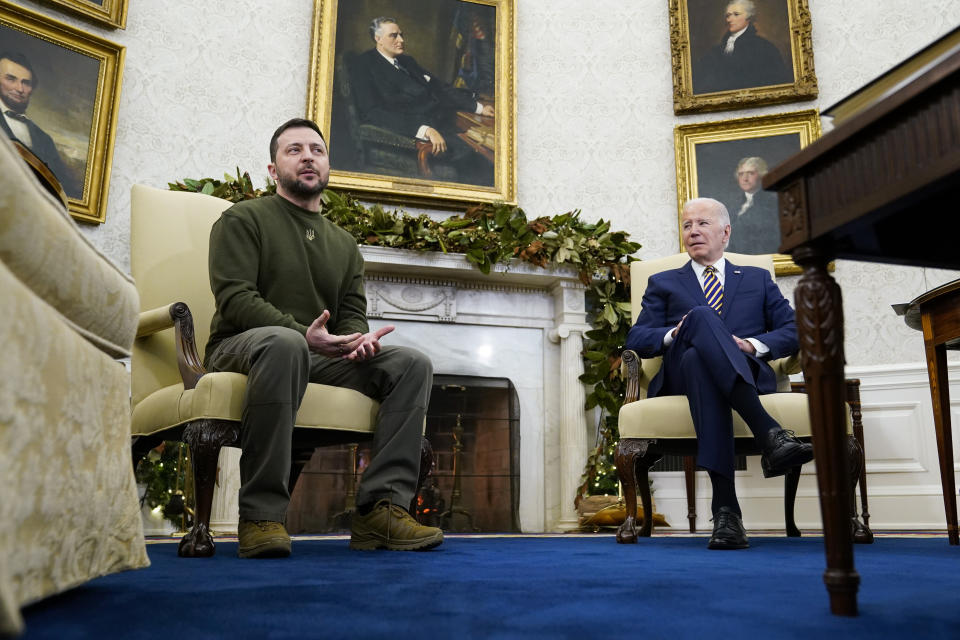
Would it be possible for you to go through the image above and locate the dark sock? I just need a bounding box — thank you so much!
[356,502,375,516]
[709,471,741,517]
[729,380,781,444]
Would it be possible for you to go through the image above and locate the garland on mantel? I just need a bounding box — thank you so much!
[161,170,641,507]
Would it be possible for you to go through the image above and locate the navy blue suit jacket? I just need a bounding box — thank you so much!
[624,259,798,398]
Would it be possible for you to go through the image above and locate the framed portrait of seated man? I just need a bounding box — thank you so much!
[308,0,517,206]
[674,109,821,275]
[0,3,124,224]
[670,0,818,115]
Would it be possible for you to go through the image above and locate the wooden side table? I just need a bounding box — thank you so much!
[895,279,960,546]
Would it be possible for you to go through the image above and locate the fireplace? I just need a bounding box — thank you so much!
[286,375,520,533]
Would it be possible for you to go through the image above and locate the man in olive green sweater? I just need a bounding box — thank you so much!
[205,118,442,557]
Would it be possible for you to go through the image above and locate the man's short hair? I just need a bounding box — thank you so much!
[0,51,37,87]
[735,156,769,177]
[684,197,731,227]
[726,0,756,19]
[369,16,398,41]
[269,118,326,162]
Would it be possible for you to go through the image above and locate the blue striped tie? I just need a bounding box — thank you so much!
[703,265,723,313]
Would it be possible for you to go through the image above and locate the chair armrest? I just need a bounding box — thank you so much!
[137,301,207,391]
[137,305,175,338]
[621,350,642,405]
[357,124,418,150]
[771,352,802,377]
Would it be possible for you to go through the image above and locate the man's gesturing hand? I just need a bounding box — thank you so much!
[345,325,395,362]
[305,310,364,358]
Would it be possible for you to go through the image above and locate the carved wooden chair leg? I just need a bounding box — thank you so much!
[847,434,874,544]
[635,449,661,537]
[615,440,640,544]
[846,379,872,534]
[412,437,434,515]
[683,455,697,532]
[784,466,802,537]
[178,419,240,558]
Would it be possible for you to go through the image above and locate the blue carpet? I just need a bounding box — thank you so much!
[20,535,960,639]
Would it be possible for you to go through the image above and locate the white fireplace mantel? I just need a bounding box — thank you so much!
[360,246,592,531]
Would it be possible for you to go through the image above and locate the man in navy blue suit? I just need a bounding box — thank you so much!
[625,197,812,549]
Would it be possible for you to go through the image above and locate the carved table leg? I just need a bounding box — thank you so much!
[178,419,240,558]
[794,246,859,616]
[923,331,959,545]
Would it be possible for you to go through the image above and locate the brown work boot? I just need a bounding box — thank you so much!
[350,500,444,551]
[237,519,291,558]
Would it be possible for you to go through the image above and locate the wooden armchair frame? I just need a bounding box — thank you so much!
[132,302,434,558]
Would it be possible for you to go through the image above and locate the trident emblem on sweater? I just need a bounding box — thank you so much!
[305,229,315,241]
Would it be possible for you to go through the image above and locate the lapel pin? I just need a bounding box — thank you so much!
[733,270,741,274]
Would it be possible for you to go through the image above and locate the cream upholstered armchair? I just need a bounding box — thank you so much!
[0,135,147,636]
[614,253,872,544]
[130,185,432,558]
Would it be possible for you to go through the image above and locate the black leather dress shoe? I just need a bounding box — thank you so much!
[760,428,814,478]
[708,507,749,549]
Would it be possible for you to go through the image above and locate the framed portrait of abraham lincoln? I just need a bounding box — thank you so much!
[670,0,818,115]
[674,109,821,275]
[0,2,124,224]
[308,0,516,206]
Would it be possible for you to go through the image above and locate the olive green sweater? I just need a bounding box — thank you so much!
[205,194,368,362]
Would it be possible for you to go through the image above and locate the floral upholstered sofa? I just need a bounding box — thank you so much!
[0,134,148,635]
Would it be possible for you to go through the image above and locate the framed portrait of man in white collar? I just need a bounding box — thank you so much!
[673,110,822,275]
[307,0,517,207]
[0,3,124,224]
[670,0,818,115]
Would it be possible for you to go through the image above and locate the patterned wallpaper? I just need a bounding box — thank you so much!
[13,0,958,367]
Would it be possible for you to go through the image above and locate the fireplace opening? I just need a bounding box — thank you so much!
[286,374,521,533]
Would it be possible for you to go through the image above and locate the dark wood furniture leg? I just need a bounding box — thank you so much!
[793,245,859,616]
[923,327,959,545]
[845,381,873,543]
[615,439,661,543]
[784,466,802,537]
[178,419,240,558]
[683,456,697,532]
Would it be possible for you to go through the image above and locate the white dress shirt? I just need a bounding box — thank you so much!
[1,98,32,148]
[724,25,749,54]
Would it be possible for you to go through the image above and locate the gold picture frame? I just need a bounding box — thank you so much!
[307,0,517,207]
[670,0,818,115]
[674,109,821,275]
[39,0,128,30]
[1,2,124,224]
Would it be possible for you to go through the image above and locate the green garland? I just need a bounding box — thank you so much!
[165,170,640,504]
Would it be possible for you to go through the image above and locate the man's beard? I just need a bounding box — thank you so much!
[276,168,328,196]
